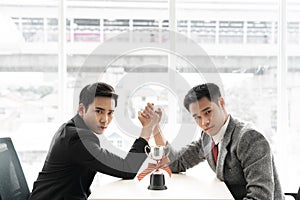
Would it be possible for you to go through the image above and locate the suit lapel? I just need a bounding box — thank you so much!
[216,117,236,181]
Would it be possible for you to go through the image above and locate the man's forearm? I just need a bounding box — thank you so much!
[140,126,154,142]
[153,126,167,146]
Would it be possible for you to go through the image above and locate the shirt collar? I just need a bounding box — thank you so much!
[73,114,100,141]
[212,115,230,145]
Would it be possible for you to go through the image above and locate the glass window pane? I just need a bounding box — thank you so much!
[285,0,300,192]
[176,0,289,189]
[66,0,168,188]
[0,0,59,190]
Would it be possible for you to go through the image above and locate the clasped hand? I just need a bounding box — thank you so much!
[138,103,162,140]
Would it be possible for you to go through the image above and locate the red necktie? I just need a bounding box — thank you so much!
[212,140,218,164]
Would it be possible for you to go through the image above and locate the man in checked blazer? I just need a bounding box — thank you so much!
[142,83,284,200]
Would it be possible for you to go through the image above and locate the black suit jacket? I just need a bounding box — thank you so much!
[29,114,148,200]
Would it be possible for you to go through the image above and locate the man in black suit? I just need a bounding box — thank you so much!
[29,82,157,200]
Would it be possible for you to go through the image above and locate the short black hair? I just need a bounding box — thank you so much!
[79,82,118,110]
[183,83,221,111]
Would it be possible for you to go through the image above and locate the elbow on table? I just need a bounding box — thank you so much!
[121,172,136,180]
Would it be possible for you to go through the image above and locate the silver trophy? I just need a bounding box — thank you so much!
[144,145,170,190]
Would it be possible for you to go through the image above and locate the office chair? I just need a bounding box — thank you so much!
[0,137,30,200]
[285,187,300,200]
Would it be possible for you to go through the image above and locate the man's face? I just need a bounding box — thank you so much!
[189,97,227,136]
[80,96,115,135]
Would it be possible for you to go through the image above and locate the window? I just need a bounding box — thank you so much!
[247,21,272,44]
[104,19,129,42]
[190,20,216,43]
[285,0,300,191]
[219,21,244,43]
[0,0,59,188]
[73,18,100,42]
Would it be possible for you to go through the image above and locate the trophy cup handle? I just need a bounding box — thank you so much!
[164,145,170,157]
[144,145,150,157]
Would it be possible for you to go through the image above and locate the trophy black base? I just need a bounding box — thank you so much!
[148,173,167,190]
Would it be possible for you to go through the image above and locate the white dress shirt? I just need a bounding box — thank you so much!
[212,115,230,155]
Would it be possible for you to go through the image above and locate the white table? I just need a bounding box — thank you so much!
[89,162,234,200]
